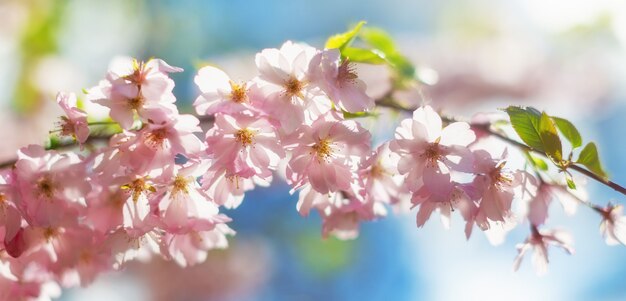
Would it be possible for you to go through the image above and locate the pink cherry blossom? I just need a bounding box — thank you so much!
[112,113,205,178]
[13,145,89,228]
[309,49,374,112]
[160,222,235,267]
[296,184,386,240]
[513,227,574,275]
[359,143,408,208]
[253,41,331,133]
[193,66,258,116]
[119,176,157,233]
[287,111,371,194]
[86,58,182,129]
[598,203,626,246]
[201,169,267,209]
[412,180,477,237]
[55,92,89,146]
[157,164,231,234]
[390,105,475,192]
[526,182,579,226]
[205,113,283,179]
[471,149,525,226]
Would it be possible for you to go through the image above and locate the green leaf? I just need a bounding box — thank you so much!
[325,21,366,50]
[359,27,415,80]
[341,47,386,64]
[539,112,563,162]
[566,174,577,189]
[504,106,544,152]
[552,117,582,149]
[504,107,563,163]
[526,153,549,171]
[343,110,378,119]
[576,142,608,178]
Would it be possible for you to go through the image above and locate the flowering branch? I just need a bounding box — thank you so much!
[1,22,626,300]
[375,98,626,196]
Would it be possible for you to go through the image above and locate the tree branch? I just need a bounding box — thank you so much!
[375,100,626,197]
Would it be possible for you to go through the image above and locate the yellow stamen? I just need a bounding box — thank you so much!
[284,76,306,99]
[121,178,156,203]
[312,138,334,161]
[229,81,248,103]
[235,128,255,147]
[145,128,168,148]
[172,175,190,195]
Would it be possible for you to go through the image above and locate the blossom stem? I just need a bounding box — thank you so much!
[48,121,120,133]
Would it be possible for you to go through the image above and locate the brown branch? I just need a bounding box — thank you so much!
[375,100,626,197]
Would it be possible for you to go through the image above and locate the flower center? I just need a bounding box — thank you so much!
[172,175,190,195]
[226,174,241,190]
[145,128,168,149]
[312,138,334,161]
[229,81,248,103]
[337,60,358,87]
[121,178,156,203]
[43,227,58,242]
[284,76,305,99]
[58,116,76,138]
[490,162,513,189]
[370,162,387,178]
[421,143,442,167]
[125,59,151,86]
[129,95,145,110]
[79,250,93,264]
[235,128,255,147]
[36,175,57,200]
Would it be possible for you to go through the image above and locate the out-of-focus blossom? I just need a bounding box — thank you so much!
[598,203,626,246]
[55,92,89,146]
[513,227,574,275]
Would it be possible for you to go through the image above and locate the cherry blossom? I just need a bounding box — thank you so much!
[193,66,257,116]
[390,105,475,193]
[598,203,626,246]
[86,58,182,129]
[471,149,525,227]
[513,227,574,275]
[309,49,374,112]
[253,41,331,133]
[55,92,89,146]
[205,113,283,179]
[287,111,371,194]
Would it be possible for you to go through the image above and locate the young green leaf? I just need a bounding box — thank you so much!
[343,110,378,119]
[552,116,582,149]
[359,27,415,80]
[576,142,608,178]
[325,21,366,50]
[526,153,549,171]
[566,174,577,189]
[504,106,544,152]
[539,112,563,162]
[341,47,386,64]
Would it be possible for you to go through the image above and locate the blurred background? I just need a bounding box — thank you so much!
[1,0,626,300]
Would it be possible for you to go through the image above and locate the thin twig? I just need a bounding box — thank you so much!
[375,100,626,197]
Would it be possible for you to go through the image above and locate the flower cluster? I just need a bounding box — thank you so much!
[0,39,625,300]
